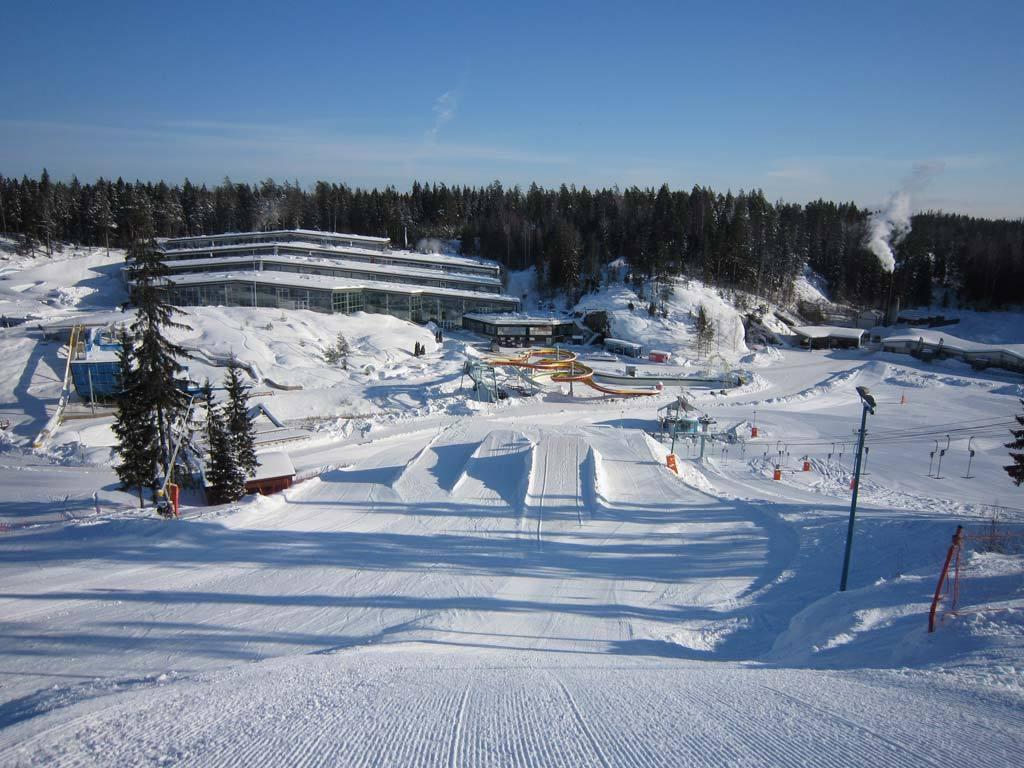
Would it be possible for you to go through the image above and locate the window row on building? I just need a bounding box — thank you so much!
[461,314,579,347]
[157,234,501,280]
[157,255,502,294]
[162,274,519,327]
[160,229,390,253]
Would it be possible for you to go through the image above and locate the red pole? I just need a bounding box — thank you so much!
[928,525,963,632]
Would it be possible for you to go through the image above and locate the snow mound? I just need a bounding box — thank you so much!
[578,278,748,363]
[794,266,831,305]
[450,430,534,510]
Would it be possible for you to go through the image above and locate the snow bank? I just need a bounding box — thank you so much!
[576,277,749,363]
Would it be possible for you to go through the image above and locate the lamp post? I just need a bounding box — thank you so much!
[839,386,876,592]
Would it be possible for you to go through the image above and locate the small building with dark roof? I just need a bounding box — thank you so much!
[462,313,578,347]
[793,325,866,350]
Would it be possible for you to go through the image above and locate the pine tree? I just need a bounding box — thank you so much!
[87,182,116,255]
[223,357,258,479]
[127,233,192,483]
[1006,399,1024,486]
[695,305,715,358]
[323,333,350,366]
[37,169,55,256]
[203,383,247,504]
[111,330,160,505]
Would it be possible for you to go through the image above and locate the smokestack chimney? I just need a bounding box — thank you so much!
[887,295,901,326]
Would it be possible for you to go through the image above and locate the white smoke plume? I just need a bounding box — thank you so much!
[416,237,445,254]
[866,161,944,272]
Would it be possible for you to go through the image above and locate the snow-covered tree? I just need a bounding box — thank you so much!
[223,357,258,479]
[203,383,246,504]
[1006,399,1024,486]
[127,233,192,482]
[112,330,160,506]
[695,304,715,358]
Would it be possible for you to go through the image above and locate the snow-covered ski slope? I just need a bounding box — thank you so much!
[1,244,1023,765]
[2,410,1022,765]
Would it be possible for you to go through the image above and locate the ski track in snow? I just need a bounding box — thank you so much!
[3,651,1023,767]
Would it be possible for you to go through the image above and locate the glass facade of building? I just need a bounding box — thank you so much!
[165,280,515,322]
[160,242,501,280]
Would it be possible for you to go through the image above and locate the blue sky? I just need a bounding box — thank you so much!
[1,0,1021,218]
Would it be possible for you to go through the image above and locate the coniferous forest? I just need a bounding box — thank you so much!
[1,171,1021,309]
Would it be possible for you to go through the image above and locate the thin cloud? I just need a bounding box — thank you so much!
[0,118,571,186]
[426,90,458,142]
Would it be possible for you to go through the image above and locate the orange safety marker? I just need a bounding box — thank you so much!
[167,483,180,518]
[666,454,679,474]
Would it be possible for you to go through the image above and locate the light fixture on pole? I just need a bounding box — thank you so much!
[839,386,876,592]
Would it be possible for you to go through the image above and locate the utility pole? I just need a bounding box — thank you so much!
[839,386,876,592]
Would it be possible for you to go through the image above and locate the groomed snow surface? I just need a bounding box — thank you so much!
[1,244,1023,766]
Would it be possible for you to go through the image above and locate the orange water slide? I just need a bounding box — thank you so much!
[486,348,661,397]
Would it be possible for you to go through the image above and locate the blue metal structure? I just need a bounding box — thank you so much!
[70,328,122,402]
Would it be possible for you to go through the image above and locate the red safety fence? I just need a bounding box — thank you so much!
[928,524,1024,632]
[928,526,963,633]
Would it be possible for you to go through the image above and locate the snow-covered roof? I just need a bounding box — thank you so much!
[165,270,520,304]
[160,229,391,247]
[159,253,501,287]
[159,239,500,272]
[896,309,946,321]
[249,451,296,482]
[793,325,865,340]
[881,328,1024,359]
[462,312,574,325]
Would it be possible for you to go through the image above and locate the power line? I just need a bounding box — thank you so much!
[748,424,1015,450]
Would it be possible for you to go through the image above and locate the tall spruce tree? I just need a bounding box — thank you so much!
[203,383,246,504]
[1006,399,1024,486]
[111,330,160,505]
[695,305,714,358]
[127,234,192,483]
[223,356,258,479]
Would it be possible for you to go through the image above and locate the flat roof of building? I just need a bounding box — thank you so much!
[158,253,502,287]
[166,270,519,304]
[793,325,866,340]
[158,239,500,273]
[161,229,391,247]
[605,338,642,347]
[250,451,296,482]
[462,312,574,325]
[881,328,1024,359]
